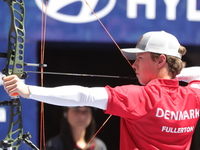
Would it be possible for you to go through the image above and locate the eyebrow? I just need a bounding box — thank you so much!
[136,53,143,57]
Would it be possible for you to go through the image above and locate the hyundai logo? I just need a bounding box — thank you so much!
[34,0,117,23]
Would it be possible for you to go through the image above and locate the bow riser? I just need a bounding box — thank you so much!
[5,0,25,78]
[1,0,25,150]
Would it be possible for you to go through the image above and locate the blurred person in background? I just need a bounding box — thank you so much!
[46,106,107,150]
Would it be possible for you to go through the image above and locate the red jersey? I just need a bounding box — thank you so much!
[105,79,200,150]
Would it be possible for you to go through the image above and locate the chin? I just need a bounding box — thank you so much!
[138,80,147,85]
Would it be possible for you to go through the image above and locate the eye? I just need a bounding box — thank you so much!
[136,56,142,60]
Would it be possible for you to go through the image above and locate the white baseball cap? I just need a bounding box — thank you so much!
[121,31,181,60]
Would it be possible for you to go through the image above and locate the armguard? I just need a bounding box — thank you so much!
[28,85,108,110]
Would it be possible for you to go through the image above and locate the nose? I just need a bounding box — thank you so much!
[131,62,136,72]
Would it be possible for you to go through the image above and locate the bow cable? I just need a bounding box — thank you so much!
[40,0,48,150]
[83,0,133,67]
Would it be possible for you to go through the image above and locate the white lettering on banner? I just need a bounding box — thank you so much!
[156,108,200,120]
[161,126,194,133]
[163,0,179,20]
[127,0,156,19]
[187,0,200,21]
[127,0,200,21]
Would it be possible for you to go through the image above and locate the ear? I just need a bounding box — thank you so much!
[157,54,167,68]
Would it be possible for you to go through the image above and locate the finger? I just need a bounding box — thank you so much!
[3,76,19,87]
[4,83,16,93]
[3,77,18,90]
[7,84,20,97]
[2,75,18,82]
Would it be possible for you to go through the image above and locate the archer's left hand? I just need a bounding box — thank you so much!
[2,75,30,98]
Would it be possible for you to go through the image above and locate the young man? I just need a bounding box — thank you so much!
[3,31,200,150]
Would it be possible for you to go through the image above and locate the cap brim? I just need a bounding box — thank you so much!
[121,48,145,60]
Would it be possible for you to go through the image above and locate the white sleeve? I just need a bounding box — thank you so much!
[28,85,108,110]
[176,67,200,83]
